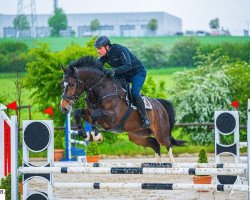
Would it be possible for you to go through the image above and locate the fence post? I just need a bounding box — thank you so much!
[247,99,250,200]
[11,115,18,200]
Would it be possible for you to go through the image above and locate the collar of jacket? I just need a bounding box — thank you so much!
[106,44,114,57]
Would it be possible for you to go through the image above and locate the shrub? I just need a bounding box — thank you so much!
[197,148,208,163]
[124,39,168,68]
[224,61,250,124]
[142,76,166,99]
[168,37,200,67]
[0,41,28,55]
[86,141,100,156]
[0,174,11,200]
[54,130,64,149]
[169,51,232,145]
[124,39,146,61]
[102,131,119,144]
[24,37,97,125]
[198,42,250,63]
[0,41,29,73]
[140,44,168,68]
[0,174,21,200]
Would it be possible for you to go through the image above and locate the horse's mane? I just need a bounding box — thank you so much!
[65,56,103,77]
[74,56,103,70]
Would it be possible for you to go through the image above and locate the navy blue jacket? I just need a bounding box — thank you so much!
[98,44,146,79]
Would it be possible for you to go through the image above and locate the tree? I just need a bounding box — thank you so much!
[23,37,98,125]
[48,8,67,37]
[168,37,200,67]
[209,18,219,30]
[168,49,250,145]
[13,14,29,38]
[147,19,158,32]
[90,19,100,35]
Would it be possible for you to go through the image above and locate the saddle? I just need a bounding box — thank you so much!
[120,78,152,110]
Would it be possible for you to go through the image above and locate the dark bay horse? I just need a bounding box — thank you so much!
[60,56,185,162]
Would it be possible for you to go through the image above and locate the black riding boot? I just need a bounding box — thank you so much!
[134,96,151,128]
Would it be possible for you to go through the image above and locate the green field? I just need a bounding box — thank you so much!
[1,36,250,52]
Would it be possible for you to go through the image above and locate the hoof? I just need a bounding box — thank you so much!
[84,131,90,141]
[91,131,103,143]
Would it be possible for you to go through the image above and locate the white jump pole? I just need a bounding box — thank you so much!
[53,182,249,192]
[18,167,246,176]
[53,162,247,169]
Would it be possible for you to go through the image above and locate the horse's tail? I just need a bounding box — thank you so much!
[156,98,186,146]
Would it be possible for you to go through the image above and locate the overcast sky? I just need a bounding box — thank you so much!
[1,0,250,35]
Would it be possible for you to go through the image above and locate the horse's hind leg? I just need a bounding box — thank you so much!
[128,132,161,163]
[167,146,175,163]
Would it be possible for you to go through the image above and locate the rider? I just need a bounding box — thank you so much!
[94,35,151,129]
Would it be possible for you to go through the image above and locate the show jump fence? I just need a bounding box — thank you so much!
[4,100,250,199]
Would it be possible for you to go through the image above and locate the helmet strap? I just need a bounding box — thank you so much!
[105,45,110,52]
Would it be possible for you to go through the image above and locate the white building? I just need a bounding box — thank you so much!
[0,12,182,38]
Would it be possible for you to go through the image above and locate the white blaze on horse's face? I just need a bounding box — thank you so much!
[60,78,77,114]
[64,82,68,88]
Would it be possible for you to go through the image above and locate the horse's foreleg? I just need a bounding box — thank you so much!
[73,109,90,140]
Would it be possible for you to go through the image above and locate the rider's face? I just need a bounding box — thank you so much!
[96,46,109,57]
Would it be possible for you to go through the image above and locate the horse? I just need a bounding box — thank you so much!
[60,56,186,163]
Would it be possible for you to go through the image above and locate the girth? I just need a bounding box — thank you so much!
[108,102,133,132]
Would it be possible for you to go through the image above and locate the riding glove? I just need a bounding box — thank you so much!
[105,69,116,77]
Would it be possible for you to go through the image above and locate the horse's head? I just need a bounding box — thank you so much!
[60,65,84,114]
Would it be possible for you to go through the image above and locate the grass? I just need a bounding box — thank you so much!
[1,36,250,52]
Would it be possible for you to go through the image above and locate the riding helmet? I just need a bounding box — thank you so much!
[94,36,111,48]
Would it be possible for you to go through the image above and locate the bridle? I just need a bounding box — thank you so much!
[61,68,84,105]
[61,67,120,107]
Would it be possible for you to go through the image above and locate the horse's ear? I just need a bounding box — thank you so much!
[60,64,66,72]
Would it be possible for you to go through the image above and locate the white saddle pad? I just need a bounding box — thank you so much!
[131,96,153,110]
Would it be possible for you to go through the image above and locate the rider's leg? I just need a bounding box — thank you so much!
[131,71,151,129]
[134,95,151,128]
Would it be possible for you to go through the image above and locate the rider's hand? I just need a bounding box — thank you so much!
[105,69,116,77]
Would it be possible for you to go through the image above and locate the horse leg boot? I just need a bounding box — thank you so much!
[90,125,103,143]
[134,96,151,129]
[73,109,90,141]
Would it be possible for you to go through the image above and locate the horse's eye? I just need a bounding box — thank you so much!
[69,82,76,87]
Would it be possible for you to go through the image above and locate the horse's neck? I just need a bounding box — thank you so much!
[80,70,122,104]
[81,70,103,88]
[80,69,109,97]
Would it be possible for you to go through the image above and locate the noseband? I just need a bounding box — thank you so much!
[61,68,83,105]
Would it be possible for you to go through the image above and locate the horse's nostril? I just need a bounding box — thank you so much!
[60,106,68,114]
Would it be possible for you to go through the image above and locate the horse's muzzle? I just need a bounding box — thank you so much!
[60,106,69,114]
[60,99,72,114]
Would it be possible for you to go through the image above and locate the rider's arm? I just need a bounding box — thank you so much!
[114,47,132,75]
[98,56,106,65]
